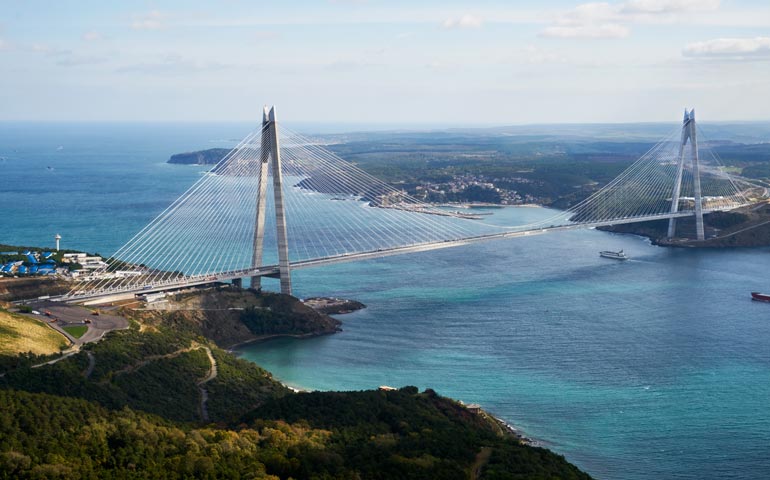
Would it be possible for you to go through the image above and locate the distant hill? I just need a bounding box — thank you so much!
[168,148,231,165]
[599,203,770,247]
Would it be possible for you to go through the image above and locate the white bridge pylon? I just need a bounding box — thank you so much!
[66,107,759,301]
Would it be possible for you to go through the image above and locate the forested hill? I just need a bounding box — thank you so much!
[166,128,770,209]
[168,148,230,165]
[0,288,592,479]
[0,387,591,479]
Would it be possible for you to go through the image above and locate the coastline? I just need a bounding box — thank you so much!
[266,371,542,447]
[228,295,366,350]
[226,328,340,351]
[433,202,545,209]
[489,413,540,447]
[229,294,545,448]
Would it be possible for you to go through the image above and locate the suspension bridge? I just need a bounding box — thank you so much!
[65,107,762,303]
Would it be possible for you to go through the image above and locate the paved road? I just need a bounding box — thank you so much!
[22,300,129,347]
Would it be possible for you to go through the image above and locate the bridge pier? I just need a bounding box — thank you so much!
[667,109,705,241]
[251,107,271,290]
[250,105,293,295]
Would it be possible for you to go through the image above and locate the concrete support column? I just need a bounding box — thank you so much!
[268,106,293,295]
[689,111,705,241]
[251,106,271,288]
[667,109,705,241]
[667,110,689,239]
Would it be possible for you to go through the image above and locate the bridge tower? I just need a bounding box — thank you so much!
[667,109,705,241]
[251,105,292,295]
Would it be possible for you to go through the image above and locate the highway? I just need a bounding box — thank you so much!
[63,210,699,304]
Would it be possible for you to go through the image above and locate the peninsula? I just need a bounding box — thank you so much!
[168,148,230,165]
[0,275,590,479]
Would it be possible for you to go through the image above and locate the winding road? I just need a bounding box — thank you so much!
[197,347,218,422]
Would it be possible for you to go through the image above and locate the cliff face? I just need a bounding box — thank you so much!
[0,278,70,302]
[167,148,231,165]
[136,288,341,348]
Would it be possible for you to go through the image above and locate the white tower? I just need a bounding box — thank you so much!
[251,105,292,295]
[667,109,705,241]
[55,234,61,251]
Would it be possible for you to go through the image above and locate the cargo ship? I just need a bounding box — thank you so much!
[751,292,770,303]
[599,250,628,260]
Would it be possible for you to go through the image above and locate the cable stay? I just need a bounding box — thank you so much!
[65,107,763,301]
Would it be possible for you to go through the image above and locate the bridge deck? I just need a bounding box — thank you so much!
[63,211,700,303]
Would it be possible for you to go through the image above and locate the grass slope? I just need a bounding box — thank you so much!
[0,309,68,356]
[61,325,87,339]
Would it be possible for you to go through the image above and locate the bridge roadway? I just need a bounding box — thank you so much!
[65,211,700,305]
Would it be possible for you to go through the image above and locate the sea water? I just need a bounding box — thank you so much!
[2,123,769,479]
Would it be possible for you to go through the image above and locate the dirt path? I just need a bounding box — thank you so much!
[83,351,95,379]
[14,337,220,423]
[31,348,80,368]
[107,342,220,422]
[470,446,493,480]
[109,345,199,377]
[197,347,218,422]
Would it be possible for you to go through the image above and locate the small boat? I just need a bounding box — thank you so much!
[751,292,770,303]
[599,250,628,260]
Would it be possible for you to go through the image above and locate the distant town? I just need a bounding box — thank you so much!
[0,248,107,280]
[0,234,115,282]
[411,172,542,205]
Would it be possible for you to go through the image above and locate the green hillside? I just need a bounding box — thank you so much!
[0,289,592,479]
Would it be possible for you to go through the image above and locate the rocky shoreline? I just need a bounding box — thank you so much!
[491,414,539,447]
[598,203,770,248]
[303,296,366,315]
[226,328,340,350]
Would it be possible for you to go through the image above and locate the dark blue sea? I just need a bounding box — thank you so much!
[2,123,769,479]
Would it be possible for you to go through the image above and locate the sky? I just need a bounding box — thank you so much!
[1,0,769,125]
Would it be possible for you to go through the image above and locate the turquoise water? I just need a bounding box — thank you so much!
[2,124,770,479]
[242,211,770,479]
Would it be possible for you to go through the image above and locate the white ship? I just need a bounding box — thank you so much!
[599,250,628,260]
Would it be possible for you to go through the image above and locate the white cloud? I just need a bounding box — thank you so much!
[542,23,629,39]
[0,38,7,51]
[683,36,770,58]
[82,31,104,42]
[564,2,618,23]
[131,10,165,30]
[622,0,720,14]
[542,0,722,39]
[442,14,483,29]
[540,2,627,39]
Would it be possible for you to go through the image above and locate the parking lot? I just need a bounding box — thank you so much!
[23,300,129,345]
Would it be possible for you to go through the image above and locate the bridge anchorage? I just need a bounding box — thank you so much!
[65,107,762,303]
